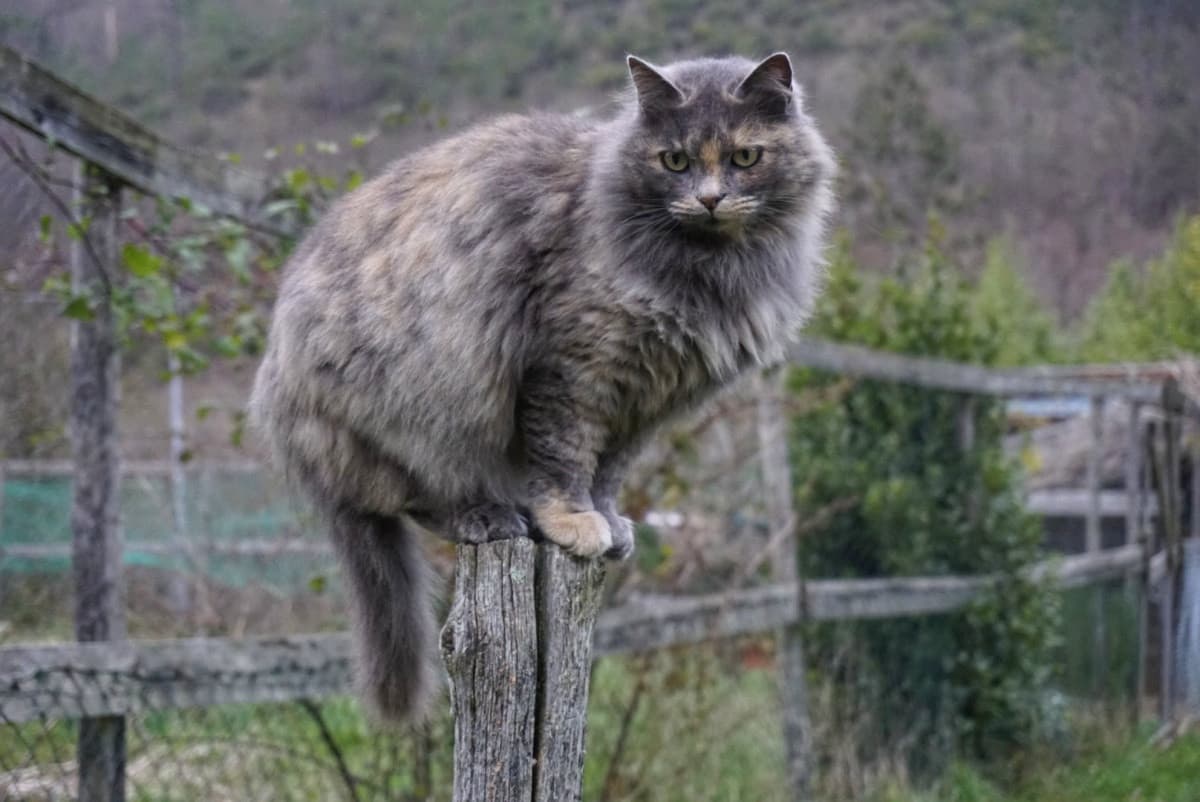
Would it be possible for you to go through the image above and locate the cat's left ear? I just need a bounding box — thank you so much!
[736,52,797,116]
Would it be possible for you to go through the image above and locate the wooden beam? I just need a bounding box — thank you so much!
[0,45,289,236]
[1086,397,1105,553]
[755,372,813,800]
[70,162,125,802]
[594,544,1147,656]
[790,338,1165,402]
[1026,489,1157,518]
[1087,397,1108,695]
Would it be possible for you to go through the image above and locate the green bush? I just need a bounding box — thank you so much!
[1076,215,1200,361]
[789,231,1059,771]
[969,239,1060,366]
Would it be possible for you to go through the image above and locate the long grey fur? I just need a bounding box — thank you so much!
[249,52,836,721]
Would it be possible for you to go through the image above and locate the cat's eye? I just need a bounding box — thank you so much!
[731,147,762,168]
[661,151,690,172]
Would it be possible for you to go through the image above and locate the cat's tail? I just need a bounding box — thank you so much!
[328,506,437,722]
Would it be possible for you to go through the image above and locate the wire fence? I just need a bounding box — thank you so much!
[0,533,1174,802]
[2,699,449,802]
[0,462,322,590]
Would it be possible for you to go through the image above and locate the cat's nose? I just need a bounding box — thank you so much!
[697,193,725,212]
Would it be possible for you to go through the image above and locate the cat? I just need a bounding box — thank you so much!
[249,52,836,721]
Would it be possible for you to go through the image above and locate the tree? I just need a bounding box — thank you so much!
[1077,215,1200,361]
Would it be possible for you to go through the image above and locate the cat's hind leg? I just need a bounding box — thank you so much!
[409,501,532,545]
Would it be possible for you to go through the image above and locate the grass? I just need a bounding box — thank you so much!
[880,731,1200,802]
[2,640,1199,801]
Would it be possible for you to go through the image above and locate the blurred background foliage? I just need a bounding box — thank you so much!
[790,229,1059,776]
[3,0,1199,314]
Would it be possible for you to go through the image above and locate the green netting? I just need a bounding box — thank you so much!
[0,468,325,589]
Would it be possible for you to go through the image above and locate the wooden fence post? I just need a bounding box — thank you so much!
[1087,395,1107,694]
[70,161,126,802]
[440,538,605,802]
[756,372,813,800]
[1153,380,1186,722]
[1190,418,1200,545]
[1129,402,1149,722]
[167,354,191,616]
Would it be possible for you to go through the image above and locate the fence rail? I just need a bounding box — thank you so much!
[0,542,1152,725]
[1026,489,1158,517]
[788,338,1174,403]
[0,45,285,235]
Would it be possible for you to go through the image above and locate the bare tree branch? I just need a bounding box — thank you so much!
[0,134,113,295]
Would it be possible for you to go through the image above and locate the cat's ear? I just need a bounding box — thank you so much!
[736,52,796,117]
[627,55,683,114]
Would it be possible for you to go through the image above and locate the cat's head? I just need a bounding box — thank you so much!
[611,53,832,245]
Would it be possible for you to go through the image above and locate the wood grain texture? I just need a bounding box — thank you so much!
[532,547,605,802]
[70,163,125,802]
[441,539,539,802]
[440,539,606,802]
[0,45,287,235]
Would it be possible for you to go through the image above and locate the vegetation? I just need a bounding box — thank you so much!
[3,649,1192,802]
[1076,216,1200,361]
[4,0,1199,311]
[881,731,1200,802]
[789,229,1060,775]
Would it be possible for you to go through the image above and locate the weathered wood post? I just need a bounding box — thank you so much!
[1087,395,1107,694]
[166,354,191,616]
[756,371,813,800]
[440,538,606,802]
[70,162,126,802]
[1160,380,1185,722]
[0,460,6,613]
[1129,401,1150,722]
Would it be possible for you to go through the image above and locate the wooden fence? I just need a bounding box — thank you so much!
[2,41,1199,802]
[0,542,1152,724]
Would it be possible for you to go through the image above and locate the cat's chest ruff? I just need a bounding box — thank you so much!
[581,300,763,434]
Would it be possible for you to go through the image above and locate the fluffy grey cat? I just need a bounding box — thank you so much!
[250,52,835,720]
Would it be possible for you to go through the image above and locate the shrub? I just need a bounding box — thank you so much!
[789,230,1059,772]
[1076,215,1200,361]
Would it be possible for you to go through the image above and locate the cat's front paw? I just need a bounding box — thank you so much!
[532,499,613,558]
[598,509,635,561]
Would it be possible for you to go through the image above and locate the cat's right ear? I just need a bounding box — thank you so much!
[627,55,683,114]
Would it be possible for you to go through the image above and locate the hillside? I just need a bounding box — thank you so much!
[2,0,1198,315]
